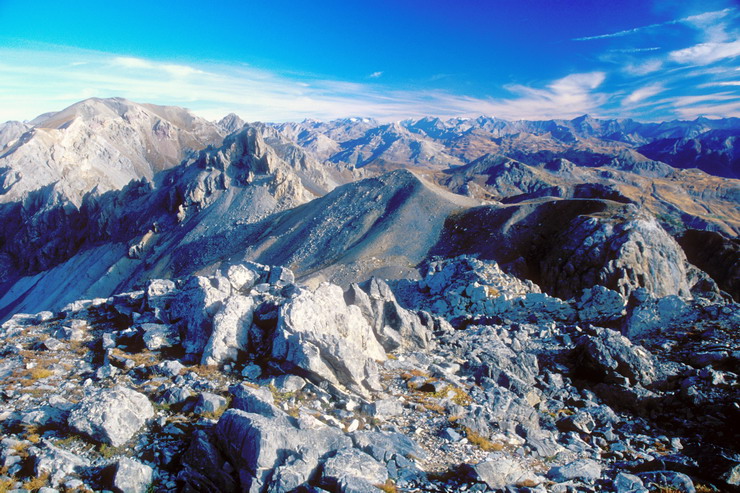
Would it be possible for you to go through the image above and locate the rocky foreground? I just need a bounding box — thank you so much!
[0,258,738,492]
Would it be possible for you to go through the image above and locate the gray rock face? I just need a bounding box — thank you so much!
[622,291,689,340]
[548,459,602,482]
[229,383,280,417]
[33,442,91,487]
[0,97,224,207]
[67,386,153,447]
[179,430,238,493]
[112,458,153,493]
[170,275,231,356]
[638,471,696,493]
[320,448,388,491]
[214,409,351,491]
[577,327,658,386]
[614,472,648,493]
[193,392,228,416]
[541,208,692,300]
[201,294,255,366]
[469,453,530,489]
[351,431,426,463]
[272,283,386,396]
[361,278,434,353]
[225,263,259,292]
[140,323,180,351]
[576,285,627,323]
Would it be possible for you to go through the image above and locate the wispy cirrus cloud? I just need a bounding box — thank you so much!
[112,56,206,77]
[622,59,664,76]
[0,45,610,123]
[669,40,740,65]
[623,83,664,105]
[573,8,735,42]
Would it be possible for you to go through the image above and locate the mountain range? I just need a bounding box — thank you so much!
[0,97,739,492]
[0,97,738,321]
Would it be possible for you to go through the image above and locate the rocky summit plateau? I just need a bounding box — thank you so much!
[0,98,738,493]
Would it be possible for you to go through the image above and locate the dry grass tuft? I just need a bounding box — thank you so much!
[21,471,50,491]
[375,479,398,493]
[0,477,16,493]
[463,426,504,452]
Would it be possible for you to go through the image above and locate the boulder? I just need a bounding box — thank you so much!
[638,471,695,493]
[576,285,627,324]
[67,387,154,447]
[614,472,648,493]
[272,283,386,396]
[33,442,91,487]
[144,279,177,321]
[112,458,153,493]
[169,275,231,356]
[193,393,228,416]
[576,327,658,386]
[361,278,434,352]
[229,383,280,417]
[468,453,530,489]
[622,291,689,340]
[351,431,426,463]
[201,294,255,366]
[225,263,259,292]
[140,323,180,351]
[548,459,602,482]
[320,448,388,492]
[268,265,295,286]
[214,409,350,491]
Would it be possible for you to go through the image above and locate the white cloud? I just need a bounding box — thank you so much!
[623,83,664,105]
[673,100,740,118]
[704,81,740,87]
[573,8,736,42]
[669,40,740,65]
[369,71,383,79]
[0,46,612,123]
[573,21,671,41]
[112,56,205,77]
[623,59,663,76]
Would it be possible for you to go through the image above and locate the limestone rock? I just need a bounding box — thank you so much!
[67,386,154,447]
[214,409,350,491]
[638,471,695,493]
[272,283,386,396]
[141,323,180,351]
[112,458,153,493]
[469,453,530,490]
[193,393,228,416]
[362,278,434,352]
[225,264,259,292]
[548,459,602,482]
[169,275,231,356]
[576,285,627,323]
[541,208,692,300]
[576,327,658,386]
[229,383,280,418]
[33,442,91,487]
[201,294,255,366]
[320,448,388,492]
[351,431,427,463]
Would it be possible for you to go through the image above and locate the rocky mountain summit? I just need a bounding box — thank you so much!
[0,98,225,207]
[0,260,737,492]
[0,98,738,492]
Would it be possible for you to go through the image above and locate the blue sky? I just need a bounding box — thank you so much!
[0,0,738,122]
